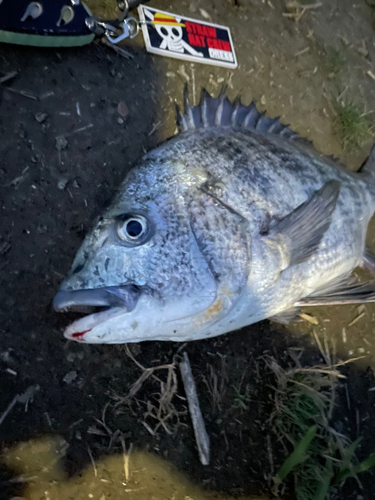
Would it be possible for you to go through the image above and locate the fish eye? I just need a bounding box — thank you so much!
[116,214,150,245]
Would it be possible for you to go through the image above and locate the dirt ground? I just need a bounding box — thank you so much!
[1,1,375,499]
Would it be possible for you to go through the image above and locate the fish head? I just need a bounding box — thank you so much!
[54,152,251,343]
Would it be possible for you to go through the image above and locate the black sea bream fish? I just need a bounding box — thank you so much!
[53,88,375,343]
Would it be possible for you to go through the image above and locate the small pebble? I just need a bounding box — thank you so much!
[57,177,68,190]
[55,136,68,151]
[35,112,48,123]
[63,371,77,384]
[118,117,124,125]
[117,101,129,118]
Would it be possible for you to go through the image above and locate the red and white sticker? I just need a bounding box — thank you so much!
[138,6,237,69]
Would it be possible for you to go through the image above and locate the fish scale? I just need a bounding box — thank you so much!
[53,87,375,344]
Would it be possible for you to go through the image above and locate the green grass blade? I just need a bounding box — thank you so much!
[346,437,362,456]
[337,451,375,482]
[353,452,375,475]
[313,469,333,500]
[275,425,317,483]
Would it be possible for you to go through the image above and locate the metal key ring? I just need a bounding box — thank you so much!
[126,17,140,39]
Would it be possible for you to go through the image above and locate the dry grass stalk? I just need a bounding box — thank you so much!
[120,437,133,483]
[202,355,228,412]
[110,345,183,436]
[283,1,322,21]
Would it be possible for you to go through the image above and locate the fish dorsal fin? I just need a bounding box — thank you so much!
[175,85,303,142]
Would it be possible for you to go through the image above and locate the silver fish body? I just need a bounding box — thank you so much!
[53,89,375,343]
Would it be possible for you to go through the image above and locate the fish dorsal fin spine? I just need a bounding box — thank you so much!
[176,84,304,142]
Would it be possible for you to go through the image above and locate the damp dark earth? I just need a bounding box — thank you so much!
[1,1,375,499]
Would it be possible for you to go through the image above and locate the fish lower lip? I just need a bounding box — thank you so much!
[53,285,140,313]
[63,306,125,341]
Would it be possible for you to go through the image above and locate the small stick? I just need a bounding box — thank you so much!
[67,123,94,137]
[283,1,322,21]
[0,71,18,84]
[54,124,94,146]
[179,352,210,465]
[337,86,349,102]
[44,412,52,427]
[148,121,161,136]
[0,395,18,426]
[0,385,39,426]
[87,445,97,477]
[8,474,38,484]
[300,312,318,325]
[120,437,132,483]
[348,311,365,327]
[344,383,351,410]
[102,39,134,59]
[342,327,347,343]
[5,87,38,100]
[294,47,310,57]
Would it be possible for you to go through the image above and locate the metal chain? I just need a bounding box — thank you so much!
[85,0,152,42]
[85,0,134,40]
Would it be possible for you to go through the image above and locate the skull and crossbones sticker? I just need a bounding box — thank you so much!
[144,10,203,57]
[138,6,237,68]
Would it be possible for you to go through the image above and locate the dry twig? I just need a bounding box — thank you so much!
[283,1,322,21]
[180,352,210,465]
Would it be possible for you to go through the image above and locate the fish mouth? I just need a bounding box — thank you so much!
[53,285,141,339]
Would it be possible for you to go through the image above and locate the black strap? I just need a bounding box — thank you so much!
[0,0,93,37]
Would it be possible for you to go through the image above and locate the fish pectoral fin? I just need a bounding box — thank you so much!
[269,307,302,324]
[296,278,375,306]
[265,180,341,268]
[362,247,375,275]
